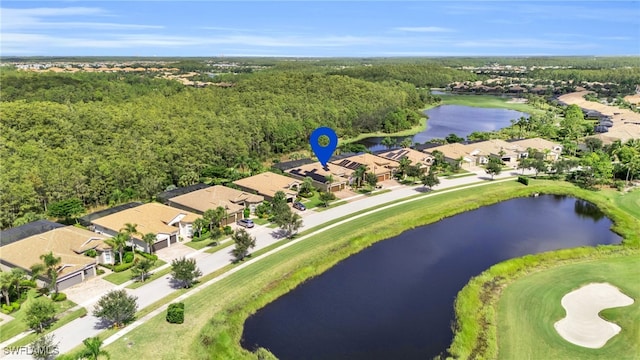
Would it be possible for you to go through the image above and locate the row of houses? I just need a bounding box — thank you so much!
[421,138,563,169]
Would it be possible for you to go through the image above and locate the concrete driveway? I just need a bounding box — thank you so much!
[63,276,117,307]
[155,242,196,262]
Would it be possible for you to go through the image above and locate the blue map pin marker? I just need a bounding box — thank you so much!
[310,127,338,167]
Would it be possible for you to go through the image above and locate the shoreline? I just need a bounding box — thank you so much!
[98,179,638,359]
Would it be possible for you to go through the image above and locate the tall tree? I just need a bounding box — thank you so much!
[25,298,56,333]
[170,257,202,288]
[270,191,290,226]
[141,232,157,254]
[131,258,155,282]
[420,169,440,190]
[105,232,128,264]
[280,212,303,238]
[30,333,59,360]
[92,289,138,328]
[485,157,503,180]
[121,223,139,251]
[0,272,14,306]
[353,165,368,188]
[39,252,61,295]
[231,228,257,261]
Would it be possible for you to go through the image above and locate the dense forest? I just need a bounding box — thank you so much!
[0,68,434,228]
[2,57,639,229]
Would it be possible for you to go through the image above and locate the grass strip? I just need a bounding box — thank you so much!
[9,307,88,348]
[100,180,639,360]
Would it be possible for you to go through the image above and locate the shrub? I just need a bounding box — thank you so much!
[20,279,37,288]
[166,302,184,324]
[113,262,135,272]
[96,268,106,275]
[517,176,529,185]
[84,249,98,257]
[243,208,250,219]
[223,226,233,235]
[51,293,66,302]
[123,252,135,263]
[614,180,625,191]
[139,252,158,261]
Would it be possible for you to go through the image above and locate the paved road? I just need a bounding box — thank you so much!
[0,169,532,358]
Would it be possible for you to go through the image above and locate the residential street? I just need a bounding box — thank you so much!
[1,169,531,359]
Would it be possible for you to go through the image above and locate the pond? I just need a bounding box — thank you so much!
[356,105,529,152]
[241,196,621,359]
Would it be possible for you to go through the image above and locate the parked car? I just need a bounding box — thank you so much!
[237,219,255,228]
[293,201,306,211]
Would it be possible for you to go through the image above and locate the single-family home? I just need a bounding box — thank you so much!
[0,225,113,290]
[466,139,521,166]
[286,162,351,192]
[377,148,434,172]
[233,172,300,202]
[164,185,264,224]
[423,143,474,168]
[90,203,199,252]
[510,138,564,161]
[330,153,399,182]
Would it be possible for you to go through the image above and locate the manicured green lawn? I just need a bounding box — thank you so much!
[185,238,222,250]
[103,257,166,285]
[251,218,270,226]
[0,290,78,343]
[441,94,543,114]
[497,255,640,360]
[204,241,235,254]
[126,268,173,289]
[314,200,347,212]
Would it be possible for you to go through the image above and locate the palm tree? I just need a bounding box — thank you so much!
[142,233,157,254]
[81,337,110,360]
[106,232,128,264]
[39,252,61,296]
[353,165,368,188]
[398,156,412,179]
[0,272,13,306]
[121,223,139,251]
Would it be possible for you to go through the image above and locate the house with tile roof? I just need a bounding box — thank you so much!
[286,162,351,192]
[90,203,198,252]
[233,172,300,202]
[377,148,434,172]
[0,225,113,290]
[422,143,475,168]
[330,153,399,182]
[165,185,264,224]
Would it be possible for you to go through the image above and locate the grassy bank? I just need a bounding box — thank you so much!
[339,110,430,144]
[441,94,542,114]
[448,188,640,359]
[496,255,639,360]
[101,180,639,359]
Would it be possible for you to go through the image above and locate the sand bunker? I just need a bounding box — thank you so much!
[554,283,634,348]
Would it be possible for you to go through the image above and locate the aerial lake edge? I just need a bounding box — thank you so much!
[200,180,639,359]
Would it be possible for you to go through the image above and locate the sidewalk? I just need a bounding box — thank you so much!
[0,169,531,358]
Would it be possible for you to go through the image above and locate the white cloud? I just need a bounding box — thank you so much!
[454,38,597,50]
[393,26,454,33]
[0,7,163,31]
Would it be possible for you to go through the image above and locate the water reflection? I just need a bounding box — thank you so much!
[242,196,621,360]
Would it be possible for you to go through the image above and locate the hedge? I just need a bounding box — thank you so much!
[51,292,67,302]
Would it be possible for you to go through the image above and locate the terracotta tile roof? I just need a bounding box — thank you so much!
[377,148,433,168]
[467,139,519,156]
[169,185,264,214]
[330,153,399,175]
[0,226,109,277]
[511,138,562,152]
[91,203,199,237]
[423,143,473,161]
[233,172,299,199]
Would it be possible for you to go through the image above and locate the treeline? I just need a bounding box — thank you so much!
[0,70,430,229]
[328,64,480,88]
[0,70,186,103]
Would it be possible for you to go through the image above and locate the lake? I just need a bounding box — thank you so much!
[357,105,529,152]
[241,196,621,359]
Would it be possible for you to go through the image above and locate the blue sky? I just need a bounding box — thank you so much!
[1,1,639,57]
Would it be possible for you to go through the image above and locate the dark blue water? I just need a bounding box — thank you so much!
[358,105,529,152]
[241,196,621,359]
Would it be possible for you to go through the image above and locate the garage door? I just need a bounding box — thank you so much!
[57,272,83,290]
[152,239,169,251]
[169,234,177,244]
